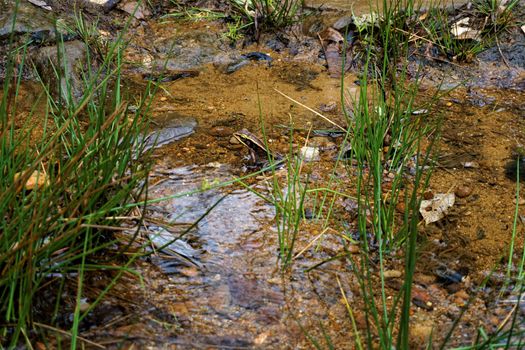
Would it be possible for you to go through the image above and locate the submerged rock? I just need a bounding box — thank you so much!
[153,29,231,71]
[143,115,197,150]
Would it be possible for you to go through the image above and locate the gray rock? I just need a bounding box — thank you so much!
[0,0,56,42]
[332,16,353,31]
[143,115,197,150]
[152,30,231,71]
[32,40,87,102]
[85,0,120,10]
[299,146,320,162]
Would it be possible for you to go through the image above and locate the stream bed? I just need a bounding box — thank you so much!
[2,0,525,348]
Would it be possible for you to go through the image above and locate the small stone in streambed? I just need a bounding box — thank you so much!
[461,161,480,168]
[410,322,434,346]
[505,157,525,182]
[455,185,472,198]
[423,190,434,200]
[395,201,405,214]
[299,146,320,162]
[302,207,314,219]
[209,126,234,137]
[383,270,402,279]
[318,101,337,112]
[454,289,469,300]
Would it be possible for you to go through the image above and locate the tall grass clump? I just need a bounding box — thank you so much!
[270,129,309,268]
[420,0,520,61]
[229,0,304,38]
[0,11,152,348]
[338,0,441,348]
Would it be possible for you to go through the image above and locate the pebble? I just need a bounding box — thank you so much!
[318,101,337,112]
[209,126,234,137]
[461,161,480,168]
[454,289,469,300]
[455,185,472,198]
[179,266,200,277]
[383,270,402,278]
[347,244,360,254]
[14,170,49,191]
[453,296,467,307]
[299,146,320,162]
[254,331,270,345]
[410,323,433,345]
[396,201,406,213]
[423,190,434,200]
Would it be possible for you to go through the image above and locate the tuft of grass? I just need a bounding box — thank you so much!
[0,5,154,347]
[332,0,442,348]
[419,0,520,62]
[229,0,304,39]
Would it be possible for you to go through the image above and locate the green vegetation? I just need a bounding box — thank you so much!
[0,8,154,348]
[230,0,304,38]
[419,0,520,61]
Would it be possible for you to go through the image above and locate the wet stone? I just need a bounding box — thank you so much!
[33,40,87,102]
[0,0,57,42]
[209,126,234,137]
[118,0,151,20]
[383,270,402,279]
[332,16,353,30]
[455,185,472,198]
[86,0,120,10]
[143,115,197,150]
[300,146,320,162]
[153,29,231,71]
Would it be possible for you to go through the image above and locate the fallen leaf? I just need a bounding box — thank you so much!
[319,27,345,43]
[419,192,455,225]
[451,17,481,41]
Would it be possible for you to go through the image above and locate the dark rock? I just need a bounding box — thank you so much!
[505,155,525,182]
[225,59,250,74]
[241,51,272,62]
[209,126,233,138]
[264,38,286,52]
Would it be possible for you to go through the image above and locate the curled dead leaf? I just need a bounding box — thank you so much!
[451,17,481,41]
[419,193,455,225]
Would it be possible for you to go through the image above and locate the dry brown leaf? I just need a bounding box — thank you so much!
[419,193,455,225]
